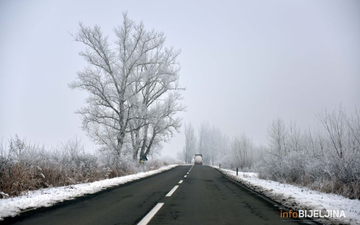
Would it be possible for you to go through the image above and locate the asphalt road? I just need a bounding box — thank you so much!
[1,165,316,225]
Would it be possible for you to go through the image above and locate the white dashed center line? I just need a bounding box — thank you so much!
[166,185,179,197]
[138,167,192,224]
[189,165,194,171]
[137,202,164,225]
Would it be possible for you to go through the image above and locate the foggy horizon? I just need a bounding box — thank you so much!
[1,0,359,157]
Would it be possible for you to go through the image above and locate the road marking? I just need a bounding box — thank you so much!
[166,185,179,197]
[184,175,187,178]
[178,180,183,184]
[137,203,164,225]
[189,165,194,172]
[187,172,189,174]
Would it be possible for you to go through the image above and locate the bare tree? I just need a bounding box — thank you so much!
[197,122,211,164]
[318,106,360,159]
[197,123,224,165]
[348,108,360,154]
[182,123,197,163]
[70,13,183,161]
[231,134,254,169]
[140,92,184,158]
[130,49,183,160]
[318,107,347,158]
[268,118,287,157]
[287,121,302,153]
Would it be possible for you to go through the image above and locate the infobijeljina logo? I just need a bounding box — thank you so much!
[280,209,346,219]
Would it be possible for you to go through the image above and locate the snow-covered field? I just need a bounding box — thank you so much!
[216,167,360,225]
[0,164,178,221]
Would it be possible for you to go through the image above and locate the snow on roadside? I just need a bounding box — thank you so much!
[0,164,178,220]
[216,167,360,225]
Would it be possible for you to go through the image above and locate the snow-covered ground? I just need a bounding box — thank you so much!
[216,167,360,225]
[0,164,178,221]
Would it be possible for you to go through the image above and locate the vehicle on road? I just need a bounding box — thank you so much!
[194,154,203,165]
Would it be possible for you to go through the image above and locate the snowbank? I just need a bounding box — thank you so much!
[0,164,178,220]
[217,167,360,225]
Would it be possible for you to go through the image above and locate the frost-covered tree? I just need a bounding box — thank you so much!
[70,13,183,161]
[287,122,302,153]
[182,123,197,163]
[231,134,254,169]
[268,118,287,157]
[318,107,348,159]
[139,92,184,159]
[256,107,360,198]
[128,63,183,160]
[197,123,211,164]
[197,123,224,165]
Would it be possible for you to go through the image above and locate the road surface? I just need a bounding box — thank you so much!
[1,165,316,225]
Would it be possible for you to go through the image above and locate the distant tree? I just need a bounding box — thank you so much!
[318,106,360,159]
[197,122,211,164]
[8,135,26,161]
[231,134,254,169]
[318,107,347,158]
[182,123,197,163]
[197,123,223,165]
[268,118,287,157]
[287,121,302,153]
[70,13,183,161]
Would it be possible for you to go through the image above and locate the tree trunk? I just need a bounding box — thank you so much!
[145,128,157,157]
[140,124,149,157]
[131,128,141,160]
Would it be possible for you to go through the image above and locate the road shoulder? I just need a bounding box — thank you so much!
[215,167,359,225]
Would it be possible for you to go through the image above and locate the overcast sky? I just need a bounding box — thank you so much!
[1,0,359,157]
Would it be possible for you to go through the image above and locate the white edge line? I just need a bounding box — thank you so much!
[137,203,164,225]
[166,185,179,197]
[178,180,183,184]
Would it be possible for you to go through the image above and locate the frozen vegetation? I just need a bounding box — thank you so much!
[182,106,360,199]
[0,136,180,198]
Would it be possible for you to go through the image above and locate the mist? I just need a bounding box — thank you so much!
[1,0,359,157]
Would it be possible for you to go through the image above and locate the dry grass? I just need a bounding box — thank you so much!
[0,136,178,198]
[258,170,360,200]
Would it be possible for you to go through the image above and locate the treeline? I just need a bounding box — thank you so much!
[181,106,360,199]
[0,137,173,198]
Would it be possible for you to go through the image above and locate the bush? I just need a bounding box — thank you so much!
[256,107,360,199]
[0,136,179,197]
